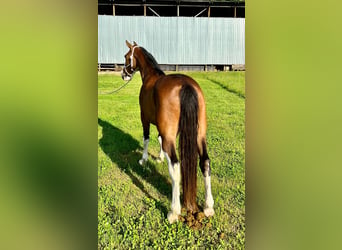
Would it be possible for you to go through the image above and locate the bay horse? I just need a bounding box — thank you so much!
[121,41,214,223]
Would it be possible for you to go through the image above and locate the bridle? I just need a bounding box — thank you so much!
[99,45,139,95]
[123,45,139,78]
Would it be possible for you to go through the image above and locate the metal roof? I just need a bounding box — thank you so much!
[99,0,245,7]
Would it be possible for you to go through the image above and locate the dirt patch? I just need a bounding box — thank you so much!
[178,208,212,230]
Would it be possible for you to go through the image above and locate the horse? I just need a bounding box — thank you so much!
[121,41,214,224]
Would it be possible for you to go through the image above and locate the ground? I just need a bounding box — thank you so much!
[98,71,245,249]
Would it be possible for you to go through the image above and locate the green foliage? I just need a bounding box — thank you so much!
[98,71,245,249]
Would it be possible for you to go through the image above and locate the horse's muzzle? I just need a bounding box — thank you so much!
[121,71,131,81]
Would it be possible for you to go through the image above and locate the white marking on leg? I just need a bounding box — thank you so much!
[164,151,181,223]
[170,162,181,215]
[204,169,215,217]
[157,136,165,163]
[139,138,149,165]
[163,150,171,166]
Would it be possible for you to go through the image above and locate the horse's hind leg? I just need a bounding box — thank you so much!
[161,136,181,223]
[198,138,215,217]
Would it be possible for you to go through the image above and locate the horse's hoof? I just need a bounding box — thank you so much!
[167,211,179,224]
[138,159,145,165]
[204,207,215,217]
[156,157,164,163]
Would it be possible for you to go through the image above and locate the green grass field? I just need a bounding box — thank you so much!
[98,71,245,249]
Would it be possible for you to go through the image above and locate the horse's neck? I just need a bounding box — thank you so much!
[136,53,161,85]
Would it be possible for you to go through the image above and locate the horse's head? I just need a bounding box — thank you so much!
[121,40,139,81]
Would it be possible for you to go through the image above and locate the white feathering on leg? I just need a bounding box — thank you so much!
[164,152,181,223]
[171,162,181,215]
[204,171,215,217]
[157,136,165,163]
[139,138,149,165]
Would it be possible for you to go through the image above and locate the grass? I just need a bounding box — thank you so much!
[98,71,245,249]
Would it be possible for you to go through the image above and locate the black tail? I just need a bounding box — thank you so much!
[179,84,199,211]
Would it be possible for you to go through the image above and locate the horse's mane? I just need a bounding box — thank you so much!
[140,47,165,76]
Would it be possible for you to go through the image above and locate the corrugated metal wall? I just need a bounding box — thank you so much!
[98,15,245,65]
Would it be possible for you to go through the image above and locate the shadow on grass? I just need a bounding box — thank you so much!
[98,118,170,216]
[206,77,245,98]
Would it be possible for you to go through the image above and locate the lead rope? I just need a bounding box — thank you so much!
[98,77,133,95]
[99,46,139,95]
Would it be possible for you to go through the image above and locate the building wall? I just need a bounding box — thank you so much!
[98,15,245,65]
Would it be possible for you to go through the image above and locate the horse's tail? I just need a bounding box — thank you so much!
[179,84,199,211]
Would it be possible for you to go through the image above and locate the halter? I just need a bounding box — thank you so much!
[123,45,139,77]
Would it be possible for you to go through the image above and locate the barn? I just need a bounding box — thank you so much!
[98,0,245,71]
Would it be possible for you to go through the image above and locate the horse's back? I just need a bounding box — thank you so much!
[154,74,202,108]
[155,74,199,88]
[154,74,204,100]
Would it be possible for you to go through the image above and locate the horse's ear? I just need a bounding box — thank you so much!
[133,41,138,46]
[126,40,132,49]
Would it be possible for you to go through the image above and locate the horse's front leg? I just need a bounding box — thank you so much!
[139,120,150,165]
[156,135,165,163]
